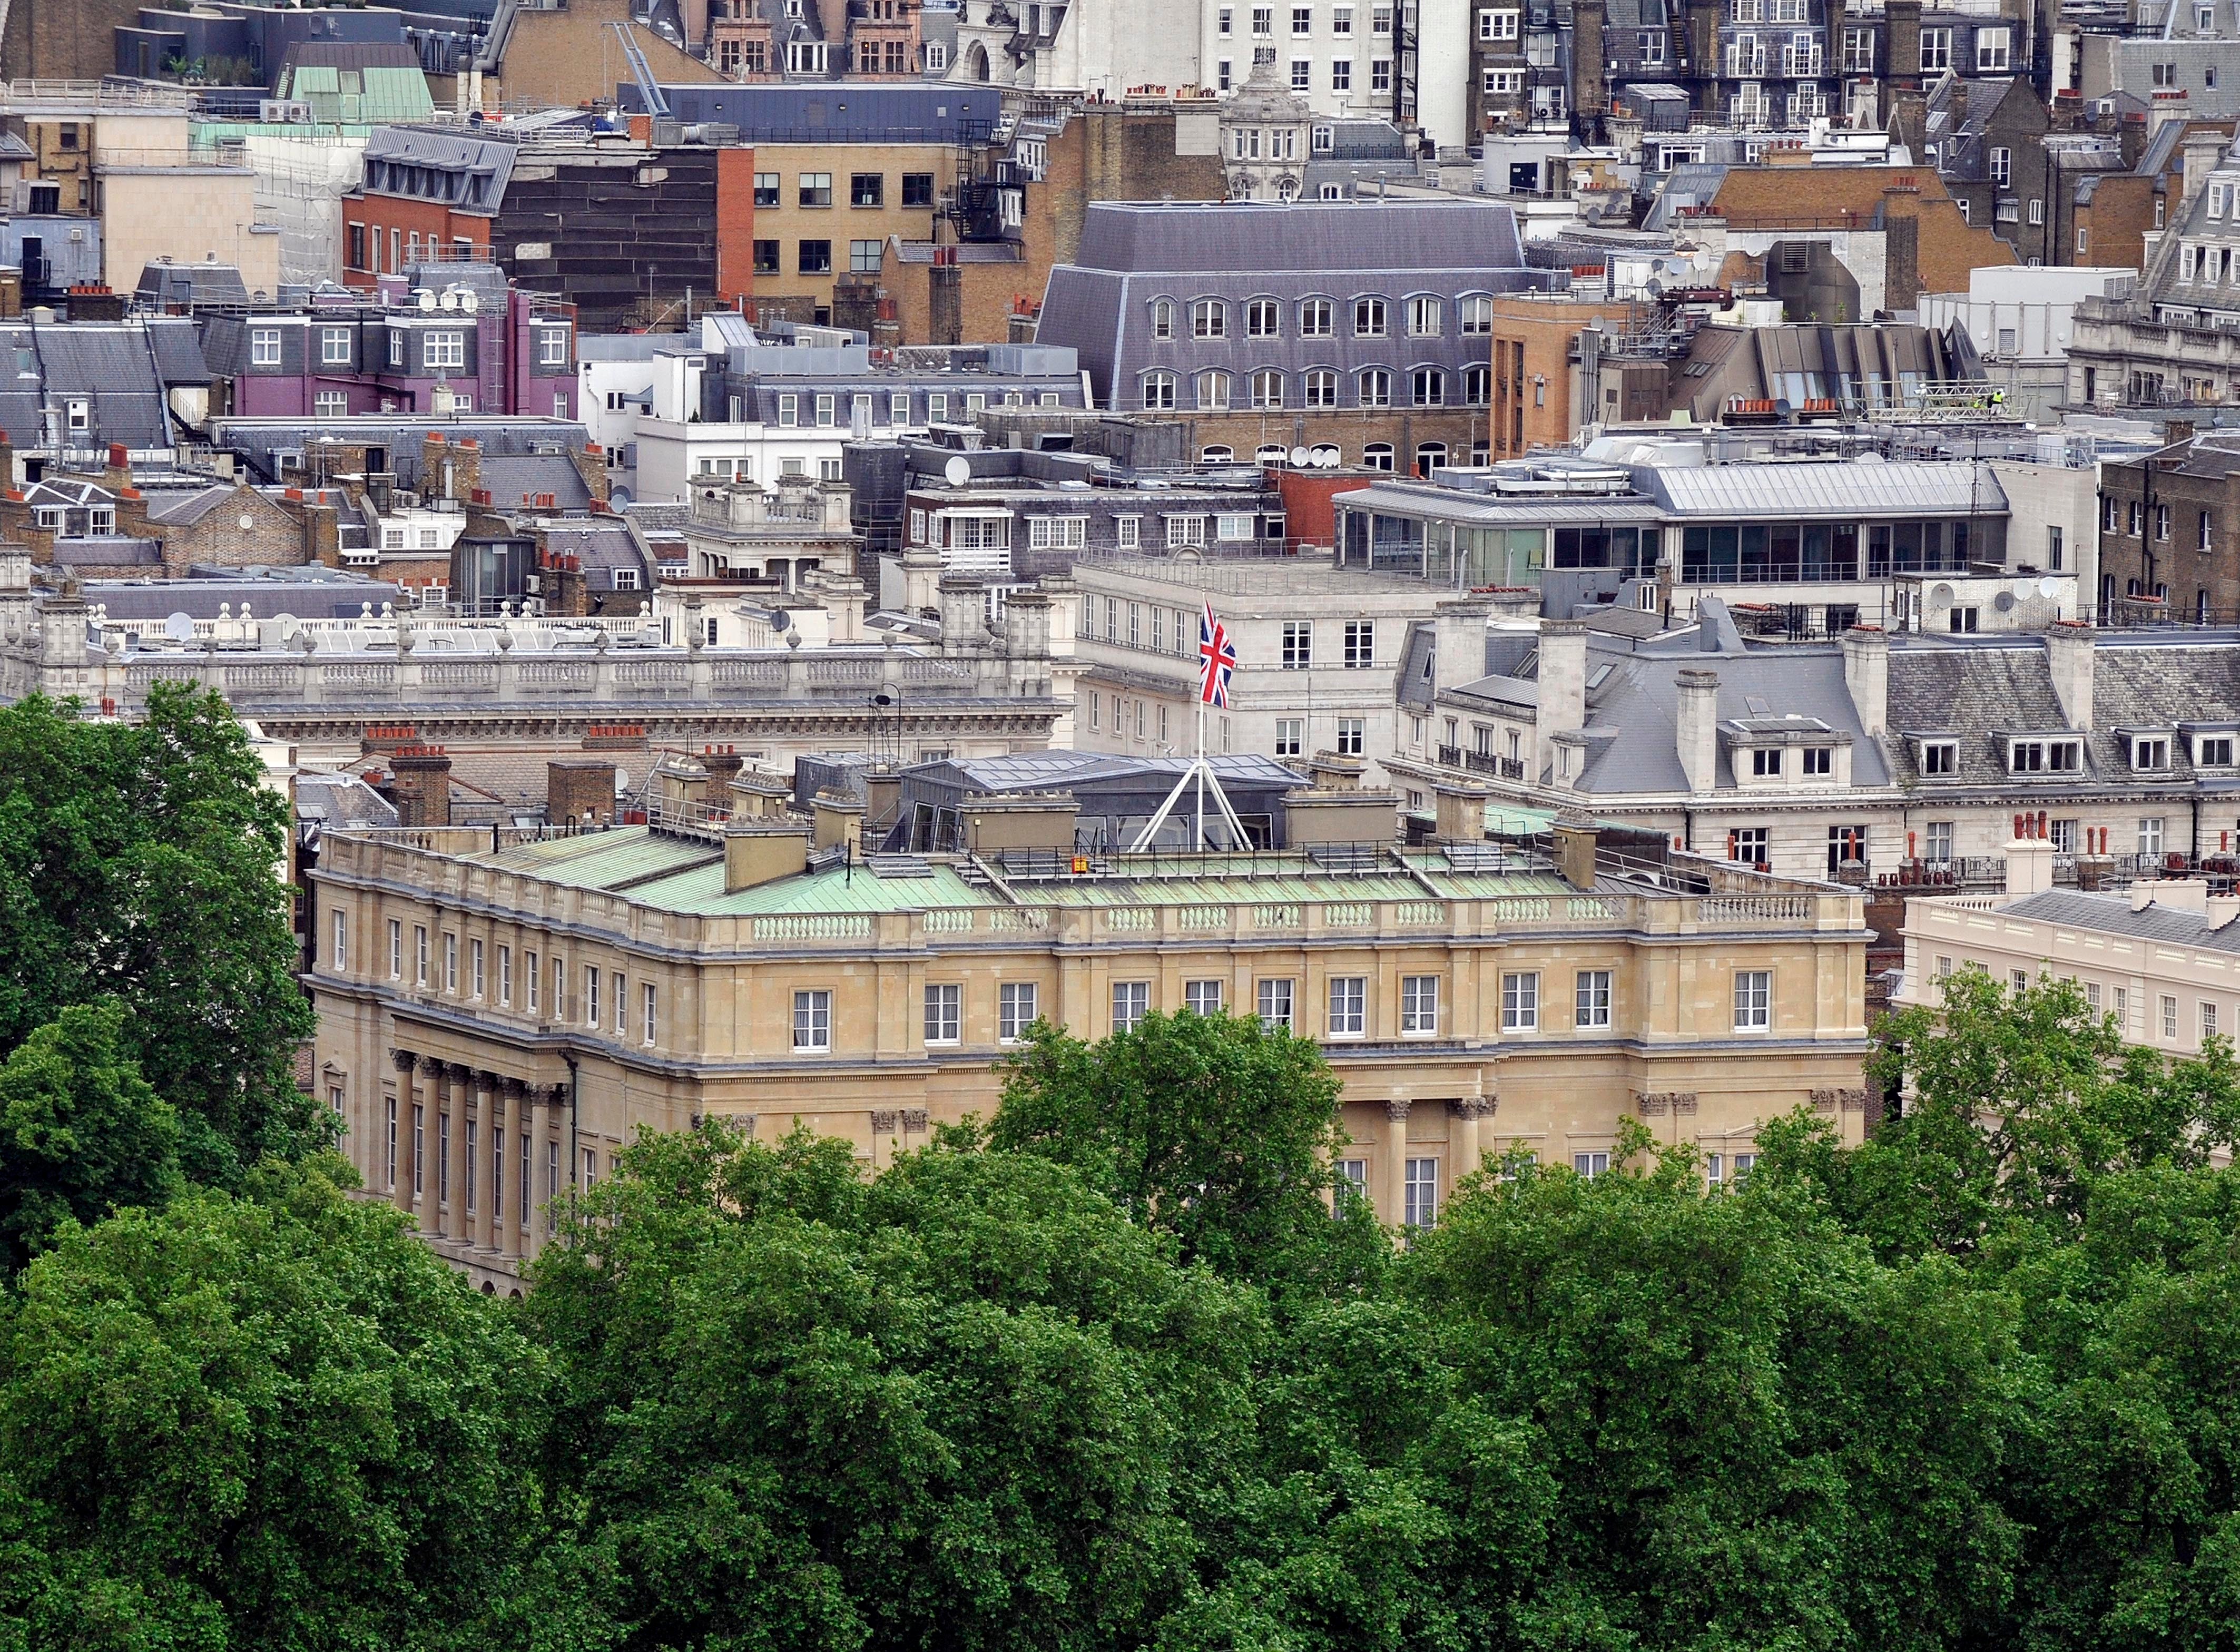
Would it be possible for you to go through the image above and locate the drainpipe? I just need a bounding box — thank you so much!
[564,1051,581,1202]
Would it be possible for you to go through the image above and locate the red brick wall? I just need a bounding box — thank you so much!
[714,146,757,306]
[342,195,495,288]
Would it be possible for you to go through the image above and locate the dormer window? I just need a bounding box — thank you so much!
[2009,738,2081,773]
[2200,734,2236,766]
[1921,741,1958,775]
[1751,748,1781,777]
[1802,746,1833,776]
[2133,735,2172,771]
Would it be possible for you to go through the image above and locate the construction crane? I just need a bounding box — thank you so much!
[607,19,671,120]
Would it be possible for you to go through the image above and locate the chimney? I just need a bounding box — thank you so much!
[2005,833,2054,897]
[2208,893,2240,930]
[901,546,943,616]
[938,576,990,650]
[863,770,903,842]
[723,818,812,892]
[2183,131,2227,212]
[1676,668,1721,794]
[1307,750,1368,789]
[102,442,130,495]
[390,746,454,827]
[1433,595,1494,694]
[546,756,617,826]
[1885,0,1920,90]
[1537,620,1588,739]
[1573,0,1608,122]
[1284,781,1403,847]
[959,790,1082,854]
[2135,878,2208,915]
[812,789,867,853]
[1553,805,1599,890]
[1431,776,1494,842]
[1839,624,1889,737]
[699,745,745,793]
[2047,622,2094,729]
[727,769,795,819]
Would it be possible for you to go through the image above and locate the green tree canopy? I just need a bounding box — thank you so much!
[990,1009,1387,1295]
[0,1159,542,1652]
[0,1000,179,1273]
[0,685,318,1183]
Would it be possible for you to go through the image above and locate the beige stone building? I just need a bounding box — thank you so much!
[1899,838,2240,1057]
[309,773,1872,1287]
[748,141,955,324]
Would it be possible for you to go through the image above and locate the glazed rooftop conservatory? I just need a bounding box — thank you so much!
[1335,459,2010,588]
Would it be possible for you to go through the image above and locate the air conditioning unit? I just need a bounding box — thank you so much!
[259,100,312,123]
[12,180,58,214]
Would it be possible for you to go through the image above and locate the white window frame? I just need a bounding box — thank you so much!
[793,988,832,1051]
[1733,970,1773,1030]
[923,981,962,1045]
[1327,975,1366,1037]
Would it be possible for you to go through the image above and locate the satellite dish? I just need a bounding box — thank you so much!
[1319,448,1340,468]
[416,289,435,311]
[943,455,972,487]
[162,611,195,642]
[1647,277,1665,296]
[1931,583,1956,605]
[273,612,299,637]
[2039,576,2062,598]
[439,289,460,311]
[1774,398,1793,417]
[614,768,631,793]
[1994,591,2016,612]
[768,608,791,632]
[459,290,480,314]
[1288,445,1310,466]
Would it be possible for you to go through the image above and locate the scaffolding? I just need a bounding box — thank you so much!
[192,130,367,288]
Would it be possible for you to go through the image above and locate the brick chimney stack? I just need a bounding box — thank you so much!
[390,745,454,827]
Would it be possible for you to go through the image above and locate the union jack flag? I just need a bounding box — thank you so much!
[1198,601,1237,709]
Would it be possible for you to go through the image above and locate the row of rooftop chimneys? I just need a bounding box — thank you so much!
[1517,616,2106,797]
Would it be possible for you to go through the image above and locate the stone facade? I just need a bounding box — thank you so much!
[309,812,1871,1284]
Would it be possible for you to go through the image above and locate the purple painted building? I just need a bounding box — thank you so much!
[220,262,575,422]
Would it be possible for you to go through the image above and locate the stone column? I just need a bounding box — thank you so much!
[529,1085,555,1259]
[1382,1100,1411,1227]
[445,1064,471,1243]
[416,1056,444,1237]
[390,1050,417,1212]
[1450,1096,1496,1182]
[499,1079,525,1264]
[473,1073,496,1253]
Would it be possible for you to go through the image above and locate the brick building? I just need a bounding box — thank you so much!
[883,97,1227,347]
[340,128,512,285]
[2094,431,2240,624]
[0,0,143,83]
[1487,292,1655,454]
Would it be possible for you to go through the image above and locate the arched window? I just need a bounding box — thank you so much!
[1459,294,1494,335]
[1250,368,1284,408]
[1463,363,1491,405]
[1143,370,1177,410]
[1303,368,1338,407]
[1202,445,1235,461]
[1298,297,1333,336]
[1150,298,1175,340]
[1191,298,1226,339]
[1196,369,1231,410]
[1406,296,1443,336]
[1359,367,1392,408]
[1256,442,1289,465]
[1245,298,1281,337]
[1410,366,1446,406]
[1352,295,1388,337]
[1363,442,1395,471]
[1414,442,1448,478]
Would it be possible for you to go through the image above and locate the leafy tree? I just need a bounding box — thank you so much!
[0,1000,179,1273]
[523,1121,1268,1652]
[0,685,318,1183]
[1404,1121,2025,1651]
[990,1010,1387,1295]
[0,1158,542,1652]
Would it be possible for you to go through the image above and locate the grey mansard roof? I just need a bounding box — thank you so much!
[1067,199,1527,275]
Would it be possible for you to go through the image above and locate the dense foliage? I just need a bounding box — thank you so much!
[11,684,2240,1650]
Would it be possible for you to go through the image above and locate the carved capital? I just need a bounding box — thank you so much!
[870,1109,899,1134]
[392,1048,418,1072]
[500,1076,527,1100]
[1383,1099,1412,1123]
[417,1054,445,1077]
[1449,1096,1496,1120]
[1636,1091,1698,1117]
[445,1061,472,1085]
[900,1108,928,1133]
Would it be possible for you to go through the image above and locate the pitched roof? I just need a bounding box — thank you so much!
[1068,199,1525,274]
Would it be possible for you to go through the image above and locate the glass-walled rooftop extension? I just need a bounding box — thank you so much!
[1332,461,2010,595]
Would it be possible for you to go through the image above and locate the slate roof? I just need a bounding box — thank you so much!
[1566,639,1894,795]
[482,455,593,512]
[539,520,646,590]
[0,321,179,451]
[361,124,516,208]
[1068,199,1527,274]
[1999,888,2240,955]
[145,486,238,525]
[135,263,252,310]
